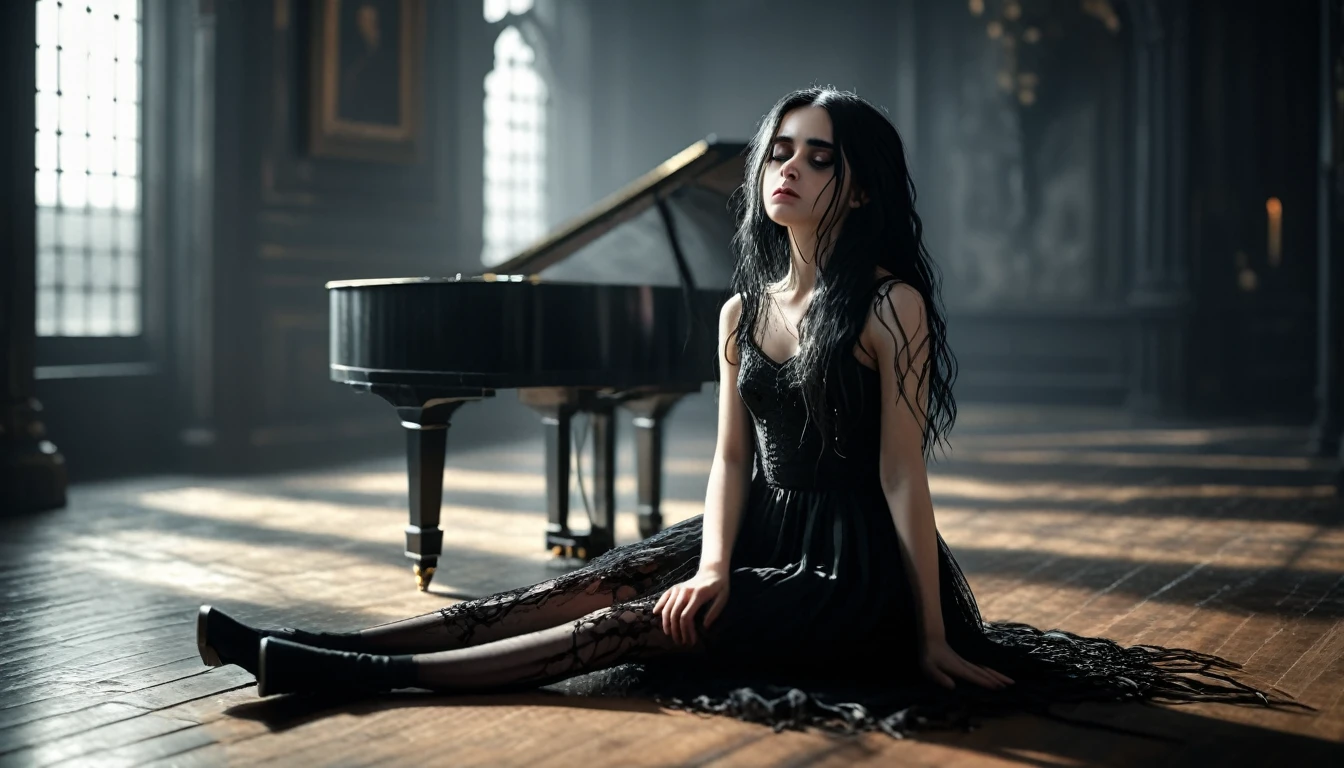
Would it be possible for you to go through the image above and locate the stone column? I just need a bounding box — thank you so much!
[1125,0,1195,418]
[0,0,66,513]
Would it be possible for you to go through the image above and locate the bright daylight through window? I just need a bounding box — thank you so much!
[34,0,143,337]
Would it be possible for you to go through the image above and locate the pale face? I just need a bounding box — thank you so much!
[761,106,858,231]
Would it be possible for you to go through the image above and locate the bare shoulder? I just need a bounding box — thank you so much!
[719,293,743,329]
[718,293,744,366]
[864,278,926,350]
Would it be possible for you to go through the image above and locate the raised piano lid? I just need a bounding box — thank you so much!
[490,137,747,290]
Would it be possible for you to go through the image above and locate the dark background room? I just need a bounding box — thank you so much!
[2,0,1343,764]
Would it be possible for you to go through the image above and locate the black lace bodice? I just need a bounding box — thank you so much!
[736,335,883,491]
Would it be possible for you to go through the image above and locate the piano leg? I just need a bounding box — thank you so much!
[366,385,484,591]
[587,402,617,558]
[632,417,664,539]
[522,388,617,562]
[538,400,580,559]
[624,393,688,539]
[404,423,447,591]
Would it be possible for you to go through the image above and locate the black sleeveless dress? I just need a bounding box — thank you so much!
[440,328,1294,736]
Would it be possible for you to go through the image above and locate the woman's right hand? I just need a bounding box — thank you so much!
[652,566,730,646]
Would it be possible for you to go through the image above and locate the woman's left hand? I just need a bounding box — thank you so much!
[920,637,1014,691]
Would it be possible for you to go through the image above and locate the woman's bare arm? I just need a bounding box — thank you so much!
[866,283,943,641]
[654,296,753,645]
[698,294,753,574]
[867,283,1011,689]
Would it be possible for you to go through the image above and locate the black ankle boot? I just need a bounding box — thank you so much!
[256,637,419,697]
[196,606,365,675]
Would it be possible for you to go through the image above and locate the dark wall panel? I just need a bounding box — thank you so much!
[1187,0,1321,421]
[176,0,496,473]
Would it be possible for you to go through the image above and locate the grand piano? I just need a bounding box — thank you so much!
[326,138,747,590]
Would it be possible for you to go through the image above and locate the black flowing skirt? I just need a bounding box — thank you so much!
[492,471,1301,737]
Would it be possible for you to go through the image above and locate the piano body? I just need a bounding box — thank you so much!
[326,139,747,590]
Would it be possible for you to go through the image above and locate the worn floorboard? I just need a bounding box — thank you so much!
[1,401,1342,767]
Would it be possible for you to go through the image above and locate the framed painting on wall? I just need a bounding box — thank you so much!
[309,0,426,163]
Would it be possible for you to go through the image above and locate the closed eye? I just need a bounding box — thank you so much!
[769,145,834,169]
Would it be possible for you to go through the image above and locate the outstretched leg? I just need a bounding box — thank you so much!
[413,602,688,691]
[307,520,701,654]
[199,522,702,672]
[354,566,665,654]
[257,601,698,697]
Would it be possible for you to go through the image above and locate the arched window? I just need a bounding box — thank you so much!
[35,0,142,337]
[481,0,547,267]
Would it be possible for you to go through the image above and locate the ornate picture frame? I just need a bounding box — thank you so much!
[309,0,426,164]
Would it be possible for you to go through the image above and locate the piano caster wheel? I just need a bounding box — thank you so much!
[414,564,436,591]
[576,547,587,560]
[551,545,563,556]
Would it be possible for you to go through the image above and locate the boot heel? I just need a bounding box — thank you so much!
[257,636,273,697]
[197,605,223,667]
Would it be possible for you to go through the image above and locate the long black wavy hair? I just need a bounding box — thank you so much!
[728,87,958,460]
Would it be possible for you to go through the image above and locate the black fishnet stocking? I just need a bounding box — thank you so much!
[329,521,704,655]
[410,600,692,692]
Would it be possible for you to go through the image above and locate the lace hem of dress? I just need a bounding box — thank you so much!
[428,518,1311,738]
[552,620,1313,739]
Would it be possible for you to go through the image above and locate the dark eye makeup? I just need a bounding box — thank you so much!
[769,140,834,169]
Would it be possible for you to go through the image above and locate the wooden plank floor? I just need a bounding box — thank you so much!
[2,397,1343,767]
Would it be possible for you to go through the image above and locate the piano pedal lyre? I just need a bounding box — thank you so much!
[546,537,593,562]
